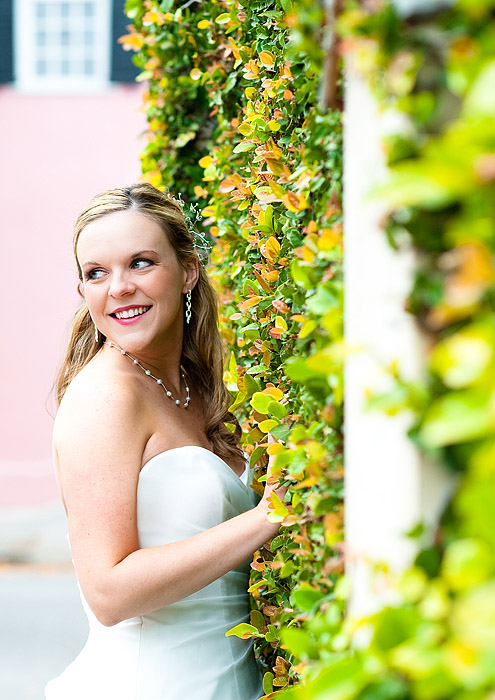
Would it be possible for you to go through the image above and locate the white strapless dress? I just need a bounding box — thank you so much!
[45,446,263,700]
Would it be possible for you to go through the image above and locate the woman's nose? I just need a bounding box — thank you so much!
[108,272,136,297]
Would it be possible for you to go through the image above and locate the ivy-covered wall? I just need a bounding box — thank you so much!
[122,0,344,694]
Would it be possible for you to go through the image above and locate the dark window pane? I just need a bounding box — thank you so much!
[84,3,94,18]
[61,59,70,75]
[84,59,94,75]
[60,30,70,46]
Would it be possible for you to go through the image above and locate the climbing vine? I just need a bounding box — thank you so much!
[122,0,344,693]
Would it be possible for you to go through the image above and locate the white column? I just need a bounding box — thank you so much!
[343,58,453,629]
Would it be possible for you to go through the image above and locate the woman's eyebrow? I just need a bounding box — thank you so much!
[81,250,158,267]
[131,249,158,257]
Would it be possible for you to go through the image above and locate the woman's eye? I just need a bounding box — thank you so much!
[132,258,153,270]
[86,268,105,280]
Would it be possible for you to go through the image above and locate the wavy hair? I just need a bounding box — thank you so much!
[55,182,243,464]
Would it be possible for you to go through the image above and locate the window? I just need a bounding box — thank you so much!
[15,0,111,92]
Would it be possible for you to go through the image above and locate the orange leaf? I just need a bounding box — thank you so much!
[238,296,262,312]
[219,177,236,193]
[272,299,290,313]
[254,270,272,294]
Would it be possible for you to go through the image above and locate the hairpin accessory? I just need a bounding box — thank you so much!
[94,324,99,343]
[174,192,213,266]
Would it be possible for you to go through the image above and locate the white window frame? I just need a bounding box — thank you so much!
[14,0,111,94]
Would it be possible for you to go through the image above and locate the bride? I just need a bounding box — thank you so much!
[45,182,285,700]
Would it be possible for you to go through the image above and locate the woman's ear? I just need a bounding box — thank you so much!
[183,259,200,293]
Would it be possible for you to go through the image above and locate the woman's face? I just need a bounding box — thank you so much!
[76,210,195,354]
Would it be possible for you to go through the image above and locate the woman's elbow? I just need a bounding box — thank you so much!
[85,583,128,627]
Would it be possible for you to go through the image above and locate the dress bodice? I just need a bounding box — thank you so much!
[45,446,263,700]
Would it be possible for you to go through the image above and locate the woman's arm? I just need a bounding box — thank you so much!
[54,376,282,627]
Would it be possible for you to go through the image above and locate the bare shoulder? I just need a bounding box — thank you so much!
[54,353,151,474]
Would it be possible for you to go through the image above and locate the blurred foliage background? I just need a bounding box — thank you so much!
[277,1,495,698]
[122,0,494,697]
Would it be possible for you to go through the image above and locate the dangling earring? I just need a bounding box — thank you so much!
[94,324,99,343]
[185,290,192,324]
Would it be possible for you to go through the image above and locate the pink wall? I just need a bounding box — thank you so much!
[0,84,146,507]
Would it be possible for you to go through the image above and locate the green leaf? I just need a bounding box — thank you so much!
[250,392,273,414]
[267,400,288,419]
[280,627,311,657]
[290,586,325,612]
[262,671,274,695]
[225,623,263,640]
[243,372,260,398]
[270,423,291,442]
[419,388,495,447]
[229,391,247,412]
[233,140,257,153]
[249,445,265,469]
[215,12,231,24]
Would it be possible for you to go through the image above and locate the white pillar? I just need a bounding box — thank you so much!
[343,59,454,628]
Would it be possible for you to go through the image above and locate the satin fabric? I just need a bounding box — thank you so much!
[45,446,263,700]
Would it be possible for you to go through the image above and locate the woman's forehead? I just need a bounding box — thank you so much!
[77,210,170,261]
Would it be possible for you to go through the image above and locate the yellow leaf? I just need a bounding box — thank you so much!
[319,227,341,250]
[259,419,279,433]
[299,320,318,339]
[267,180,286,198]
[199,155,213,168]
[268,120,281,131]
[281,191,308,213]
[118,33,144,51]
[263,386,284,400]
[142,10,167,26]
[238,123,253,137]
[259,50,275,66]
[245,87,256,99]
[266,236,281,258]
[275,316,288,331]
[267,443,285,456]
[197,19,210,28]
[268,491,289,520]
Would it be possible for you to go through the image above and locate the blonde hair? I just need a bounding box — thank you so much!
[55,182,243,464]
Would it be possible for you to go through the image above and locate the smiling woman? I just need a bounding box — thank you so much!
[46,183,287,700]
